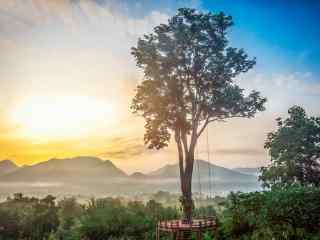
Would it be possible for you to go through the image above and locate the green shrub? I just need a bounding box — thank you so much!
[0,194,59,240]
[220,186,320,240]
[79,198,179,240]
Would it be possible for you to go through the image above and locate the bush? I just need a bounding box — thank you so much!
[0,194,59,240]
[79,198,179,240]
[220,186,320,240]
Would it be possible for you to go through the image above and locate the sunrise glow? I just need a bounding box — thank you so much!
[11,96,114,140]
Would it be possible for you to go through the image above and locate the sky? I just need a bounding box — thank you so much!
[0,0,319,173]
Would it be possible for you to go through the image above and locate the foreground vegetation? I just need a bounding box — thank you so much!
[220,186,320,240]
[0,185,319,240]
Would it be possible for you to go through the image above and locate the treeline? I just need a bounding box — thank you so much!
[0,193,178,240]
[0,186,319,240]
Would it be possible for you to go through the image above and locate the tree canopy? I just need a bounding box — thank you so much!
[261,106,320,188]
[131,8,266,151]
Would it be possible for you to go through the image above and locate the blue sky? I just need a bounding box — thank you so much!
[124,0,320,76]
[204,1,320,75]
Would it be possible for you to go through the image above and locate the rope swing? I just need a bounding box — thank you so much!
[206,126,213,199]
[196,144,202,201]
[195,125,214,202]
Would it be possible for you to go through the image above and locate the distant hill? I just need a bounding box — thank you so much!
[149,160,257,182]
[148,163,178,178]
[130,172,150,179]
[233,167,261,176]
[0,157,261,196]
[0,160,19,176]
[0,156,127,182]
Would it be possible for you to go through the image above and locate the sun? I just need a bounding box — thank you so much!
[11,96,114,140]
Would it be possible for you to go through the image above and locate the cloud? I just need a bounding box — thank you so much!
[0,0,171,105]
[0,0,170,132]
[0,0,169,43]
[236,71,320,115]
[214,148,266,156]
[100,137,147,159]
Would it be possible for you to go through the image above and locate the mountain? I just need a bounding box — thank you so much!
[0,156,127,182]
[130,172,150,179]
[0,157,261,196]
[148,163,178,178]
[0,160,19,176]
[233,167,261,176]
[149,160,257,182]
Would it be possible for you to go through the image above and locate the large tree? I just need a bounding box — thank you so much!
[131,8,266,221]
[261,106,320,188]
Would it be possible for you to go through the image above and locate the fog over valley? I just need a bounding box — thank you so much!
[0,157,261,199]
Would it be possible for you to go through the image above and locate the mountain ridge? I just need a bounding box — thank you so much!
[148,160,256,182]
[0,157,258,183]
[0,157,261,195]
[233,167,261,176]
[0,160,19,176]
[0,156,127,182]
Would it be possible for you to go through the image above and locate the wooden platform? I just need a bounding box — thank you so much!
[156,217,217,240]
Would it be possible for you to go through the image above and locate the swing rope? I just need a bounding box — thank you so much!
[196,144,202,201]
[206,126,213,199]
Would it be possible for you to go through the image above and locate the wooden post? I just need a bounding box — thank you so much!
[196,231,202,240]
[198,220,203,240]
[173,231,177,240]
[156,224,159,240]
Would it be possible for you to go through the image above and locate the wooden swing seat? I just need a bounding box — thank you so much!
[156,217,217,240]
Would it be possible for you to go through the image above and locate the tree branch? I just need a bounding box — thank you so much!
[181,129,189,167]
[196,117,210,138]
[175,129,185,183]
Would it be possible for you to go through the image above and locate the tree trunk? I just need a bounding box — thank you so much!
[181,153,194,223]
[175,128,196,223]
[182,176,193,223]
